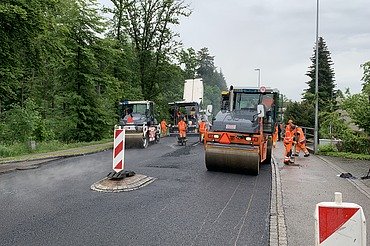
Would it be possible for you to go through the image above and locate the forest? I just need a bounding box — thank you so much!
[0,0,227,150]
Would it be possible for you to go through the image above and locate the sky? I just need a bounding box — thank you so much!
[99,0,370,101]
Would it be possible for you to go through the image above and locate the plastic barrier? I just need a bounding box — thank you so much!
[315,192,366,245]
[113,127,125,172]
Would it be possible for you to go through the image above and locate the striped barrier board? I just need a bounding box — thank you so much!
[113,128,125,172]
[315,192,366,246]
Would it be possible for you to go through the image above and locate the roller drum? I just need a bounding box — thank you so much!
[205,143,260,175]
[125,133,148,148]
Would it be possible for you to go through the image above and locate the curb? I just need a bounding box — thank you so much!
[270,155,288,246]
[91,174,156,192]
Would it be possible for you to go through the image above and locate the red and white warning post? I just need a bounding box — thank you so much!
[113,128,125,173]
[315,192,366,246]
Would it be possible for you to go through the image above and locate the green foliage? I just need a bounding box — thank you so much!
[110,0,191,100]
[319,151,370,161]
[0,0,229,148]
[337,134,370,155]
[303,37,336,111]
[318,144,338,153]
[284,100,314,127]
[342,93,370,134]
[319,111,352,139]
[1,99,41,142]
[361,61,370,95]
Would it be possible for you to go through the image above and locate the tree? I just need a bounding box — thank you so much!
[284,100,314,127]
[341,61,370,135]
[57,0,112,142]
[303,37,336,111]
[361,61,370,96]
[178,47,198,78]
[110,0,191,100]
[0,0,59,112]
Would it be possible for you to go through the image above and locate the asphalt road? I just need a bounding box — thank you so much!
[0,136,272,246]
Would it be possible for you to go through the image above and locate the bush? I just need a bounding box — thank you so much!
[338,135,370,155]
[318,144,338,153]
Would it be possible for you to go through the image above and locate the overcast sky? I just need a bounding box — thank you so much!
[99,0,370,101]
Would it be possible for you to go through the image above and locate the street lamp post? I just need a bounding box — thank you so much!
[314,0,320,154]
[255,68,261,87]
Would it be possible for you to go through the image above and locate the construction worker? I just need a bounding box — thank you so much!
[198,118,207,142]
[285,119,294,132]
[272,123,278,148]
[294,126,310,157]
[160,119,168,137]
[178,116,187,139]
[283,124,296,164]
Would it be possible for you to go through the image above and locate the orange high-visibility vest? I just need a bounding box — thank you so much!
[199,121,206,133]
[160,120,167,131]
[178,121,187,132]
[284,128,294,144]
[296,127,306,143]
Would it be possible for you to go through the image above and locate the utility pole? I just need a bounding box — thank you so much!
[314,0,320,154]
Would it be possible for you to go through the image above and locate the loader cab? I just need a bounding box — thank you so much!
[119,101,156,125]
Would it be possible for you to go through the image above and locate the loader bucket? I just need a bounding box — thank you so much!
[205,143,260,175]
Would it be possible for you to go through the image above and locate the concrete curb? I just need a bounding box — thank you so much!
[91,174,156,192]
[270,155,288,246]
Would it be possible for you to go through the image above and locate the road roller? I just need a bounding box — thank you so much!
[118,100,160,148]
[204,86,280,175]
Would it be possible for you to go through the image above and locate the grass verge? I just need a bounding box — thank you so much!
[0,139,113,164]
[319,151,370,161]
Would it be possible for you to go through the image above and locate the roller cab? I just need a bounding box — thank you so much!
[204,86,279,175]
[118,101,160,148]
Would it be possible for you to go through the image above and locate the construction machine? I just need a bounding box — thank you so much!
[168,101,200,135]
[118,100,160,148]
[204,86,280,175]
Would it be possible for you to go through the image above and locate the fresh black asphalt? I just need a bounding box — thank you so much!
[0,136,272,246]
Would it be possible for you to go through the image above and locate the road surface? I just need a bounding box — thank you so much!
[0,136,272,246]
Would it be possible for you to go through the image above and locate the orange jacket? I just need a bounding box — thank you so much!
[178,120,187,132]
[284,127,294,144]
[160,120,167,131]
[296,127,306,143]
[199,121,207,133]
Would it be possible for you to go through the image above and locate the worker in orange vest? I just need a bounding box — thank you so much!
[283,124,296,164]
[285,119,294,132]
[178,116,187,139]
[272,123,278,148]
[294,126,310,157]
[160,119,168,137]
[198,118,207,142]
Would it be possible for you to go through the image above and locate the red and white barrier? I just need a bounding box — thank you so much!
[315,192,366,246]
[113,128,125,172]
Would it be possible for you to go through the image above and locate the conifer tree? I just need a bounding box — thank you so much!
[303,37,336,111]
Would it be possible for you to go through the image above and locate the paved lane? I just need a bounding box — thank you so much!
[0,136,271,246]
